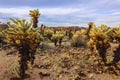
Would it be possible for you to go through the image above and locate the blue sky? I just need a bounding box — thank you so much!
[0,0,120,27]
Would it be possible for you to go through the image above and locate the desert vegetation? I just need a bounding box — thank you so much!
[0,9,120,80]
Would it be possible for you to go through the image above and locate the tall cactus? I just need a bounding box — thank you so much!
[87,25,111,65]
[29,9,40,28]
[112,27,120,65]
[4,18,41,79]
[86,22,94,39]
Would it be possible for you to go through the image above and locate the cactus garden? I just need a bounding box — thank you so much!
[0,4,120,80]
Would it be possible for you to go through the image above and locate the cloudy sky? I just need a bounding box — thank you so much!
[0,0,120,27]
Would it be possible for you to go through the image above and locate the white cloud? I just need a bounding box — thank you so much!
[0,5,120,27]
[111,12,120,15]
[0,7,81,16]
[0,8,29,16]
[40,8,80,15]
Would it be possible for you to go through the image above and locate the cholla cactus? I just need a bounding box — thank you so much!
[112,26,120,42]
[86,22,94,39]
[4,18,41,79]
[88,24,111,64]
[43,29,64,46]
[74,29,87,39]
[43,29,54,40]
[111,27,120,64]
[52,31,64,46]
[29,9,40,28]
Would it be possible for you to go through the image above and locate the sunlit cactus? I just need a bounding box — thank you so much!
[29,9,40,28]
[43,29,54,40]
[52,31,64,46]
[4,18,41,79]
[88,24,111,65]
[112,26,120,42]
[74,29,87,39]
[111,27,120,65]
[43,29,64,46]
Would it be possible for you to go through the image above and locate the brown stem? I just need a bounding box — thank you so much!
[30,51,36,66]
[54,39,58,46]
[86,25,92,39]
[96,45,107,65]
[32,18,38,28]
[19,46,30,79]
[59,38,62,46]
[113,46,120,64]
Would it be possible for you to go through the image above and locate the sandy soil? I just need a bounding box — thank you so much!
[0,43,120,80]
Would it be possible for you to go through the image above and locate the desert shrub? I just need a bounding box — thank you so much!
[39,42,50,50]
[70,35,87,47]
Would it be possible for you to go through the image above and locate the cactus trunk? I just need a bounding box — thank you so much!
[86,25,92,39]
[96,44,107,65]
[19,46,30,79]
[32,18,38,28]
[59,38,62,46]
[113,46,120,64]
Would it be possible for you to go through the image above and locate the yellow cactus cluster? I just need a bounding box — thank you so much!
[52,31,64,40]
[87,38,95,48]
[72,29,87,39]
[88,22,94,26]
[112,27,120,40]
[4,18,41,51]
[87,24,120,65]
[87,24,110,50]
[29,9,40,18]
[3,18,42,79]
[44,29,54,36]
[87,24,112,64]
[29,9,40,28]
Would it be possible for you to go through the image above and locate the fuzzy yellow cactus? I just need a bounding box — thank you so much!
[29,9,40,28]
[4,18,41,79]
[88,24,111,64]
[52,31,64,46]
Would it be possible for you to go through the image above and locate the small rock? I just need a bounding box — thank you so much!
[88,73,94,78]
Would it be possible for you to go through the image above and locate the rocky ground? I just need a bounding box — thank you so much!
[0,43,120,80]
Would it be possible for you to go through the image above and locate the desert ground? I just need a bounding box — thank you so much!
[0,42,120,80]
